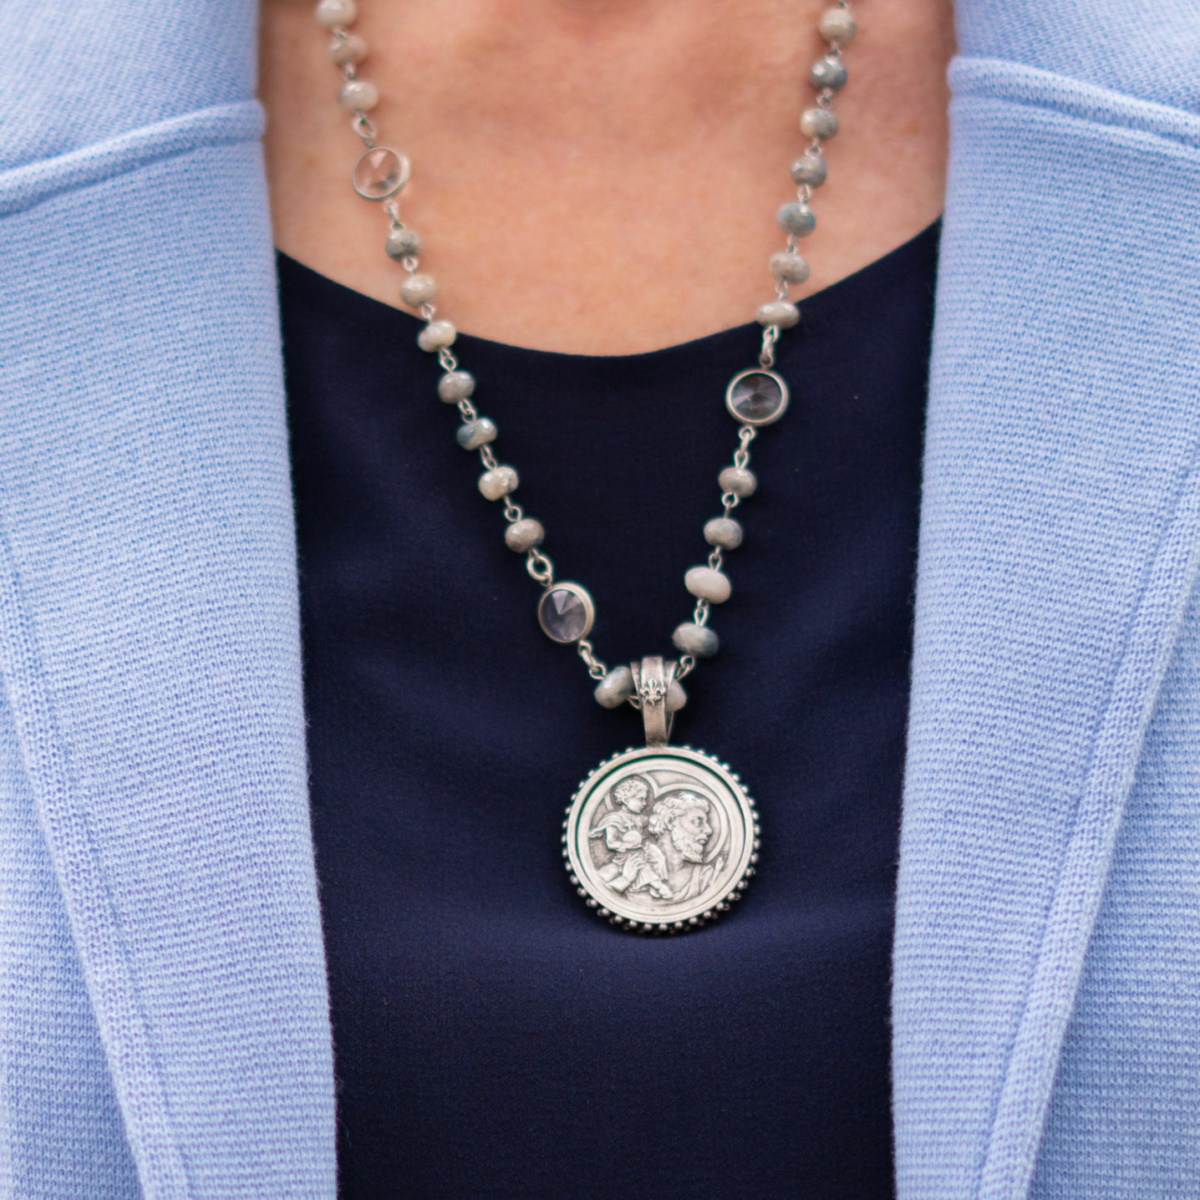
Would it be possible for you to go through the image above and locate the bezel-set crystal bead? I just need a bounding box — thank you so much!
[351,147,410,199]
[538,583,596,644]
[725,369,790,426]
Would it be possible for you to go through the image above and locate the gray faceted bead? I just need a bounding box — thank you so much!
[417,320,456,352]
[685,566,732,604]
[667,682,688,713]
[400,274,438,308]
[456,418,497,450]
[386,227,423,260]
[818,7,857,45]
[594,665,635,709]
[672,622,720,658]
[328,33,368,65]
[437,370,475,403]
[810,56,848,92]
[769,252,810,284]
[777,202,816,237]
[704,517,744,550]
[504,518,545,552]
[800,107,839,140]
[719,466,757,497]
[756,301,800,329]
[315,0,357,28]
[790,154,828,188]
[478,466,519,500]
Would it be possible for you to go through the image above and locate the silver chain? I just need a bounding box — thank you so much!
[315,0,855,712]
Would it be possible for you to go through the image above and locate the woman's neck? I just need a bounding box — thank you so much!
[260,0,955,354]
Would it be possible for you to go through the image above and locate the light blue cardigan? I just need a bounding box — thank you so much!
[1,1,1199,1196]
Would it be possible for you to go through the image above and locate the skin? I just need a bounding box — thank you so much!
[260,0,955,355]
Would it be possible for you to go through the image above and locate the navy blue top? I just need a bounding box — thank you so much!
[281,221,936,1199]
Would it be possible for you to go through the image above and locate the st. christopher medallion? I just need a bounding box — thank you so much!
[563,657,760,933]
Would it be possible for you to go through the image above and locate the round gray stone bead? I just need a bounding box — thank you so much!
[704,517,744,550]
[756,301,800,329]
[328,33,368,65]
[800,107,839,140]
[315,0,357,28]
[400,274,438,307]
[594,665,635,709]
[776,201,816,237]
[386,227,423,260]
[456,418,497,450]
[437,370,475,403]
[338,79,379,111]
[818,7,857,45]
[672,622,720,658]
[505,517,545,552]
[478,466,519,500]
[810,56,848,92]
[417,320,456,352]
[769,251,810,284]
[719,466,757,497]
[685,566,732,604]
[790,154,828,188]
[667,682,688,713]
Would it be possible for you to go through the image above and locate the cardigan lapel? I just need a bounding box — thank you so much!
[893,43,1200,1200]
[0,2,335,1195]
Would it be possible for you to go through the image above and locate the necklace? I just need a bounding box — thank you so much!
[310,0,857,932]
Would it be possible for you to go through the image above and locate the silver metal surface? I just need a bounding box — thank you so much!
[564,745,760,932]
[632,656,676,747]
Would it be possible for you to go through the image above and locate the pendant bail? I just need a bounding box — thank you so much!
[633,656,677,748]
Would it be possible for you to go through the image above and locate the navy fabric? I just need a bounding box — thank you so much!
[281,222,937,1199]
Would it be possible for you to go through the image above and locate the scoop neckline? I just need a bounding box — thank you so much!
[275,218,940,367]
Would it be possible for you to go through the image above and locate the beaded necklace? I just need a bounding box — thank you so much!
[310,0,858,932]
